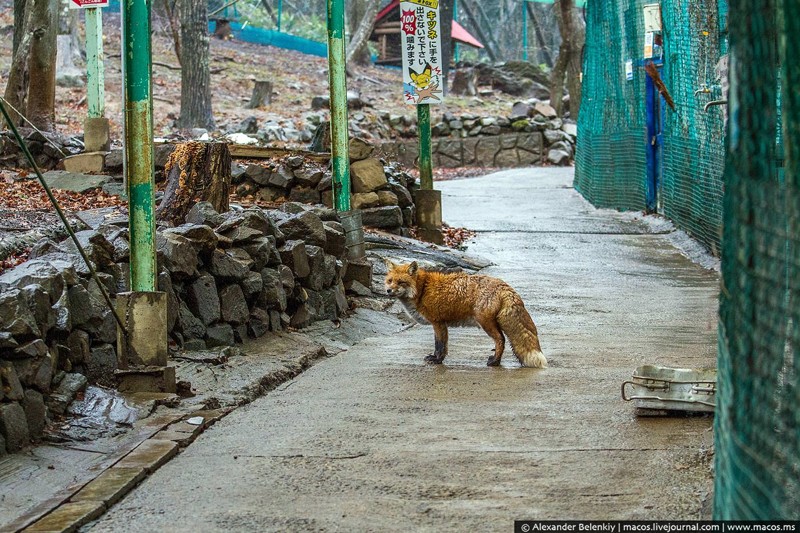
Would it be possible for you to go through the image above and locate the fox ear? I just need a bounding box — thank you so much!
[408,261,418,275]
[384,258,398,270]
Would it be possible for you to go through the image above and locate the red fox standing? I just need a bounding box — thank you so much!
[384,261,547,368]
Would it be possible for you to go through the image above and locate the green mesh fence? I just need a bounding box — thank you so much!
[575,0,727,255]
[574,1,647,212]
[714,0,800,519]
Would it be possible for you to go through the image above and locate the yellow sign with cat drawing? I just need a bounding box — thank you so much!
[401,0,443,104]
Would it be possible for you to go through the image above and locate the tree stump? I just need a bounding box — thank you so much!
[451,68,478,96]
[214,19,232,40]
[157,142,231,224]
[247,80,273,109]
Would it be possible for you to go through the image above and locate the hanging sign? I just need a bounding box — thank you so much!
[643,32,654,59]
[625,60,634,81]
[70,0,109,8]
[401,0,444,105]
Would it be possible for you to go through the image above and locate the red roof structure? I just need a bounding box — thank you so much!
[371,0,484,65]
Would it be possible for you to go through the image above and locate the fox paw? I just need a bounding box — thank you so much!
[486,356,501,367]
[425,354,444,364]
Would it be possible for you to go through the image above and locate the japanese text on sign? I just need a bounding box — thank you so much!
[400,0,443,105]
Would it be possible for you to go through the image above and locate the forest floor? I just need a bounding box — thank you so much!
[0,2,520,145]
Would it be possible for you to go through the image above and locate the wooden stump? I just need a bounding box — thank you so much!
[247,80,273,109]
[451,68,478,96]
[308,121,331,153]
[157,142,231,225]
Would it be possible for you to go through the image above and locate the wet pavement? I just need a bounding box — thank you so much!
[85,168,720,531]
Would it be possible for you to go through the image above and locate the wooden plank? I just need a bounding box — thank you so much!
[228,144,331,163]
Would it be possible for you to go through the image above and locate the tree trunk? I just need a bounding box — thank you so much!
[549,0,584,118]
[157,142,231,224]
[247,80,273,108]
[345,0,379,66]
[4,0,33,126]
[26,0,59,132]
[178,0,214,129]
[526,2,553,67]
[439,0,454,96]
[162,0,182,64]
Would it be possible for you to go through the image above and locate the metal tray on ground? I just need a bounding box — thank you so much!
[621,365,716,415]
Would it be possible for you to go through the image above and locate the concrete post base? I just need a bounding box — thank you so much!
[116,291,174,393]
[84,117,111,152]
[340,210,366,261]
[414,189,444,245]
[62,152,106,174]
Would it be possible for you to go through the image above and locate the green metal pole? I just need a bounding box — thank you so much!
[417,104,433,190]
[453,0,459,63]
[277,0,283,32]
[522,0,528,61]
[85,7,104,118]
[122,0,157,292]
[327,0,351,212]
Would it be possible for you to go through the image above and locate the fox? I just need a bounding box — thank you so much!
[384,261,547,368]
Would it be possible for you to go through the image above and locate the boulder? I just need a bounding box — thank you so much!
[177,302,206,340]
[242,236,278,271]
[219,285,249,325]
[268,165,295,189]
[279,265,295,290]
[547,149,571,166]
[47,372,87,415]
[205,323,235,348]
[21,284,53,339]
[534,102,558,119]
[360,206,403,229]
[351,192,380,210]
[241,271,264,299]
[157,232,199,278]
[289,187,321,205]
[259,268,288,311]
[277,211,326,247]
[349,138,375,161]
[322,221,347,257]
[279,240,310,278]
[376,190,399,206]
[350,159,388,193]
[86,343,117,386]
[209,249,252,281]
[302,246,326,291]
[22,390,47,440]
[187,275,221,325]
[0,361,24,400]
[0,402,30,453]
[0,260,71,300]
[164,224,219,256]
[186,201,226,227]
[66,330,91,364]
[293,166,324,188]
[60,230,115,269]
[248,308,271,338]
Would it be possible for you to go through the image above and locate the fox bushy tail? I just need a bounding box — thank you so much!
[496,294,547,368]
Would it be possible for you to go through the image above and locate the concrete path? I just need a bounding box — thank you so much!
[86,168,719,531]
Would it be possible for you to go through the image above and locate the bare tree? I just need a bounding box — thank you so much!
[26,0,59,131]
[439,0,453,95]
[346,0,379,66]
[549,0,584,118]
[178,0,215,130]
[4,0,33,126]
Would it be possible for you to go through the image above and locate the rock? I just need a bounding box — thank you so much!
[0,403,30,452]
[238,115,259,134]
[346,279,372,296]
[290,304,312,329]
[14,339,48,360]
[512,119,530,132]
[449,119,463,130]
[302,246,326,291]
[244,164,271,186]
[209,249,252,281]
[333,281,348,314]
[311,95,330,109]
[51,289,72,333]
[343,259,372,288]
[31,353,54,393]
[0,288,42,342]
[293,166,324,188]
[221,225,265,244]
[268,165,296,189]
[322,221,347,257]
[0,261,67,300]
[22,390,46,440]
[0,361,24,400]
[164,224,219,256]
[259,269,288,311]
[42,170,107,193]
[279,265,295,290]
[0,332,18,350]
[205,324,235,348]
[322,254,338,287]
[534,102,558,119]
[248,308,271,338]
[551,140,574,158]
[562,121,578,137]
[432,122,450,136]
[351,192,380,210]
[242,271,264,299]
[376,190,399,206]
[86,343,117,386]
[61,230,115,269]
[187,275,221,325]
[547,149,571,166]
[66,330,91,364]
[289,187,321,205]
[28,239,66,259]
[186,201,226,227]
[349,138,375,161]
[67,284,105,330]
[219,285,249,325]
[346,90,365,109]
[316,174,333,192]
[47,372,88,415]
[388,183,414,208]
[21,284,54,339]
[242,236,278,271]
[177,301,206,340]
[157,232,199,278]
[360,206,403,229]
[277,211,326,247]
[279,240,310,279]
[350,159,388,193]
[544,129,568,145]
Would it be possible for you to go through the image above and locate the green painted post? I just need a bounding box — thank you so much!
[85,7,104,118]
[327,0,351,212]
[453,0,459,63]
[121,0,156,292]
[277,0,283,31]
[522,0,528,61]
[417,104,433,190]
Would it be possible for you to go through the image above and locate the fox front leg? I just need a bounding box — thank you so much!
[425,323,448,364]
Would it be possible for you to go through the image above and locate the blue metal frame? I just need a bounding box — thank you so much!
[644,60,665,213]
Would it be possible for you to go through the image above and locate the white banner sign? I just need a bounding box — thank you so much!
[400,0,443,105]
[69,0,109,8]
